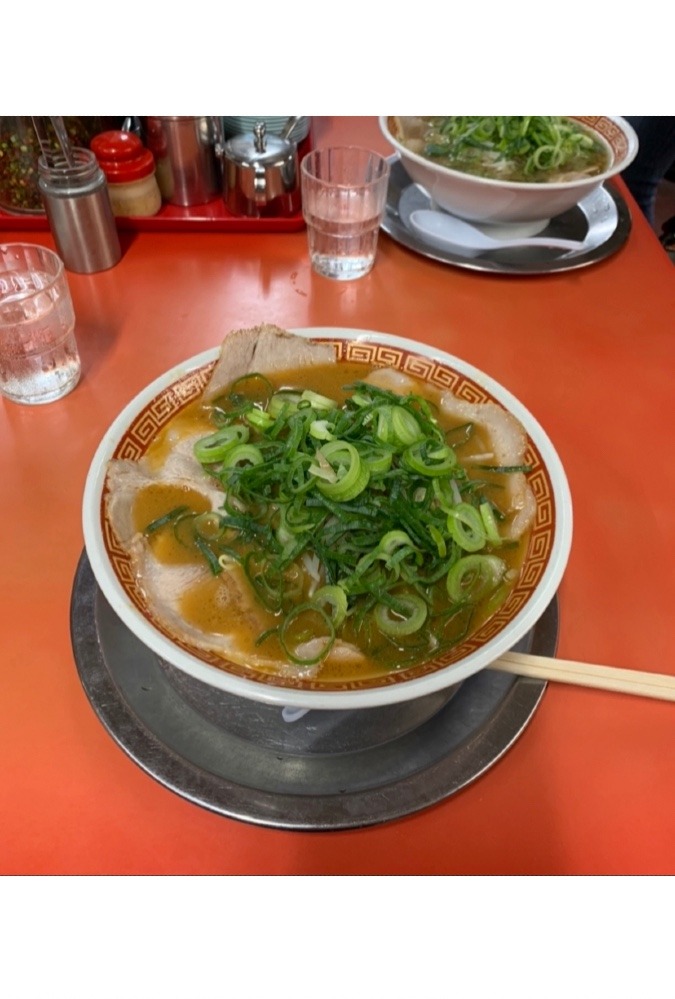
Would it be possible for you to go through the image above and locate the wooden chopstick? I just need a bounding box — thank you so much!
[491,651,675,703]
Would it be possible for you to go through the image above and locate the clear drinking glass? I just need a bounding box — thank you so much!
[0,243,81,405]
[300,147,390,280]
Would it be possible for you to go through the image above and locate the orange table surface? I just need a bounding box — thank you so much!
[2,117,674,876]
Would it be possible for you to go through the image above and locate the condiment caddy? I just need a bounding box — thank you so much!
[0,122,311,234]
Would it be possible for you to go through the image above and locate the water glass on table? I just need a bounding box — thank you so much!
[0,243,81,405]
[300,147,390,280]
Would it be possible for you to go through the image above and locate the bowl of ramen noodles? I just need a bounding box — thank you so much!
[83,324,573,710]
[380,116,638,235]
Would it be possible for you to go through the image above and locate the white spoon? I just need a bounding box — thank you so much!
[409,209,584,255]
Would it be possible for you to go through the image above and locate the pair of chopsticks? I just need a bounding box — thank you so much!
[491,651,675,703]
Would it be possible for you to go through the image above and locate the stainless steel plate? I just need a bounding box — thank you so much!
[381,155,632,275]
[70,551,558,831]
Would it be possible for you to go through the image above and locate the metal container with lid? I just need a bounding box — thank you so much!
[143,116,220,207]
[220,119,301,218]
[37,147,121,273]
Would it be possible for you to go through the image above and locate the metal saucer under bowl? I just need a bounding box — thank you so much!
[70,550,558,831]
[380,154,631,275]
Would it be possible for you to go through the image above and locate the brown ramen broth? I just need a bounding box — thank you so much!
[125,361,534,682]
[392,116,610,184]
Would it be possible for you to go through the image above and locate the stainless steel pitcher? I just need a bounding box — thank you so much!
[143,116,220,207]
[218,118,301,218]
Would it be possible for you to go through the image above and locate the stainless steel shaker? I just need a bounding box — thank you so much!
[143,116,220,206]
[37,148,121,273]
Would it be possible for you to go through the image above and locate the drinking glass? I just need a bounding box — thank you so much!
[0,242,80,405]
[301,147,390,280]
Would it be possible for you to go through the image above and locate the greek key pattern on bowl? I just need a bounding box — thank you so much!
[112,366,214,460]
[574,116,629,161]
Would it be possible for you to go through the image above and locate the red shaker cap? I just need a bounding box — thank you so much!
[90,130,156,182]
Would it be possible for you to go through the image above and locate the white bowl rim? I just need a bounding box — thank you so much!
[379,115,639,192]
[82,327,573,711]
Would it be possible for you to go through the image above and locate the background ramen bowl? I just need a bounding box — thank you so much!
[83,328,573,712]
[380,116,638,236]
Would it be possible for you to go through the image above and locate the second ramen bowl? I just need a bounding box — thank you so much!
[380,116,638,235]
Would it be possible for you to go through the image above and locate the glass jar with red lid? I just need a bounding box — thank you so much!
[90,130,162,217]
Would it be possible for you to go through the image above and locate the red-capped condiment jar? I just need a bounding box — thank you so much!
[90,130,162,217]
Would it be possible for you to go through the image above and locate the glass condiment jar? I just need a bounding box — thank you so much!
[0,117,112,214]
[90,130,162,217]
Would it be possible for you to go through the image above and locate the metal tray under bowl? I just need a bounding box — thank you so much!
[70,550,558,831]
[381,155,631,275]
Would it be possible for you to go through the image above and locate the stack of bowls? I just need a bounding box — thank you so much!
[221,116,310,144]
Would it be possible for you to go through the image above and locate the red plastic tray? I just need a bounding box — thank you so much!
[0,196,305,234]
[0,134,310,234]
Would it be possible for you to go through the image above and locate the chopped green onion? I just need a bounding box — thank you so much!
[193,425,249,464]
[403,441,458,477]
[268,390,302,417]
[279,603,336,665]
[447,503,486,552]
[143,505,189,535]
[311,440,370,502]
[220,443,264,469]
[194,534,223,575]
[374,592,428,637]
[479,501,502,546]
[300,389,336,411]
[391,406,425,446]
[356,442,394,475]
[446,554,506,602]
[312,585,348,628]
[184,370,528,671]
[193,511,224,540]
[309,419,336,441]
[245,408,275,431]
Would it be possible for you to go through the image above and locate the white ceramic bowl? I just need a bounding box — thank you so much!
[83,328,573,711]
[380,116,638,234]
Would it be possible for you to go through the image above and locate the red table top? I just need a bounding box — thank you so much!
[2,117,674,875]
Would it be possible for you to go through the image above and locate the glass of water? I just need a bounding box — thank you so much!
[300,147,390,280]
[0,243,81,405]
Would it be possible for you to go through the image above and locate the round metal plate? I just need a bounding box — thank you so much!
[70,551,558,831]
[380,155,632,275]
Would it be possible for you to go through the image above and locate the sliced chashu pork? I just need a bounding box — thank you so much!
[104,324,364,678]
[203,323,336,403]
[105,432,224,545]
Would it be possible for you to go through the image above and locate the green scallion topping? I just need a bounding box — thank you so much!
[183,377,528,668]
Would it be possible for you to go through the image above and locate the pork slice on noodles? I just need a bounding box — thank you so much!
[439,391,536,540]
[203,323,336,402]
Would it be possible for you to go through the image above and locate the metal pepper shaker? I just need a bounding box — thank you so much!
[37,147,121,273]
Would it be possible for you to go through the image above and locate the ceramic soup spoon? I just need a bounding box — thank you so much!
[409,209,584,254]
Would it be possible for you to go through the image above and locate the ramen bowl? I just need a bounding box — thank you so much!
[380,116,638,235]
[82,327,573,711]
